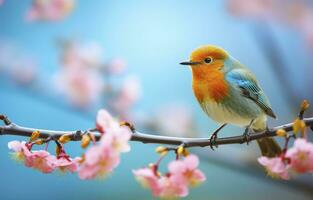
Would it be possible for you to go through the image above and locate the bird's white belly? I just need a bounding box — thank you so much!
[201,101,252,126]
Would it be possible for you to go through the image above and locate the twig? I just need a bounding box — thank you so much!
[1,116,313,148]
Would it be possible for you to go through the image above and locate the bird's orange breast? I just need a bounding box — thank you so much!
[192,68,229,103]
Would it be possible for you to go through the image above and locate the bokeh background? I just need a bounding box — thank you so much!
[1,0,313,199]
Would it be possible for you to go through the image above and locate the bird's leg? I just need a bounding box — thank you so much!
[209,123,227,150]
[243,119,254,145]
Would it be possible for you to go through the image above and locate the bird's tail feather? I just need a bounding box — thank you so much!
[256,137,281,157]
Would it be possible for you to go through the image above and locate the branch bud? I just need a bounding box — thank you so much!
[276,129,286,137]
[300,100,310,112]
[81,134,91,148]
[177,145,189,157]
[155,146,168,156]
[293,118,306,135]
[30,131,40,142]
[59,134,71,144]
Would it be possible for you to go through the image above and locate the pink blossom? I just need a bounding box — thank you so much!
[96,109,119,133]
[157,176,189,198]
[133,168,161,196]
[8,141,32,161]
[258,156,289,180]
[8,140,56,173]
[107,58,127,74]
[78,144,119,179]
[26,0,75,22]
[154,104,194,137]
[78,115,131,179]
[54,157,81,173]
[110,75,141,117]
[0,0,4,6]
[54,68,103,107]
[61,41,103,69]
[24,150,56,173]
[133,167,188,198]
[286,138,313,173]
[168,154,206,186]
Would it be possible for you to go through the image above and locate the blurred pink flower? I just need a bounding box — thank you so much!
[78,143,120,179]
[54,157,81,173]
[134,155,205,198]
[24,150,56,173]
[0,0,4,6]
[0,41,37,84]
[26,0,75,22]
[154,104,194,137]
[107,58,127,75]
[133,168,161,196]
[133,167,188,198]
[168,154,206,186]
[78,110,131,179]
[258,156,289,180]
[157,176,189,199]
[227,0,313,50]
[61,41,103,69]
[286,138,313,173]
[96,109,118,133]
[8,140,32,161]
[110,75,141,117]
[54,68,103,107]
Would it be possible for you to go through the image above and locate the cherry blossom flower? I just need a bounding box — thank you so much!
[54,68,103,107]
[78,143,120,179]
[0,41,37,84]
[134,154,205,198]
[8,141,32,161]
[286,138,313,173]
[168,154,206,186]
[258,156,290,180]
[157,175,189,199]
[110,75,141,117]
[154,104,194,137]
[26,0,75,22]
[107,58,127,75]
[61,40,103,69]
[133,168,161,196]
[133,167,188,198]
[0,0,4,6]
[54,157,81,173]
[24,150,56,173]
[96,109,118,133]
[78,110,132,179]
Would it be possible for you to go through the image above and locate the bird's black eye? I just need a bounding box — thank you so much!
[204,57,213,64]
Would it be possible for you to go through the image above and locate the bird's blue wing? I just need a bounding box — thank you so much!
[226,69,276,118]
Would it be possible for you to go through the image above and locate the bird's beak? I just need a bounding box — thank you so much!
[179,61,201,66]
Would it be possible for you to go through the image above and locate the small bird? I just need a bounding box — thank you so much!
[180,45,281,157]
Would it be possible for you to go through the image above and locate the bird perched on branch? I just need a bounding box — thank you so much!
[181,45,281,157]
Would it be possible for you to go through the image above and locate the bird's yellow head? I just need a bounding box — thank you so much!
[181,45,230,102]
[180,45,229,79]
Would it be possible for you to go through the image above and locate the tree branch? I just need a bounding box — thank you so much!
[1,115,313,148]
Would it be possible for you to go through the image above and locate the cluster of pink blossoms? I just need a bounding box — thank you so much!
[8,109,132,179]
[26,0,75,22]
[133,155,206,198]
[8,141,80,173]
[258,138,313,180]
[78,109,132,179]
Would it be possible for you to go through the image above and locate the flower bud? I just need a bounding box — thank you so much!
[276,129,286,137]
[81,134,91,148]
[300,100,310,112]
[30,131,40,141]
[59,134,71,144]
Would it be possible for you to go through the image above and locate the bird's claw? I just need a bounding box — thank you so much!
[209,133,218,150]
[243,128,251,145]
